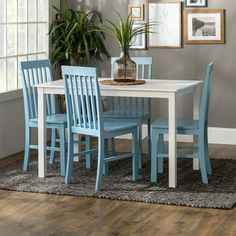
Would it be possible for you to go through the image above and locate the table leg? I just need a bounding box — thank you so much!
[168,93,177,188]
[193,85,201,170]
[38,88,47,177]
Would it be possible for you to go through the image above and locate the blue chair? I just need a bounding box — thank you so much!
[151,62,214,184]
[105,57,153,168]
[21,59,67,176]
[62,66,139,191]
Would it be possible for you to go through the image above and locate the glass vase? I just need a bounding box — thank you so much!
[113,50,136,82]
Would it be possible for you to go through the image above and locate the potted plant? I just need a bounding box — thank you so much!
[49,0,109,111]
[104,12,154,82]
[49,0,109,67]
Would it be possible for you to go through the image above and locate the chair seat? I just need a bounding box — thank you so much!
[152,119,199,131]
[104,110,150,121]
[30,114,67,125]
[104,120,138,133]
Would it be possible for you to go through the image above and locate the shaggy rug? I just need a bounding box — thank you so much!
[0,155,236,209]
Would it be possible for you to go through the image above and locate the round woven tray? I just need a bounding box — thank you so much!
[100,79,145,86]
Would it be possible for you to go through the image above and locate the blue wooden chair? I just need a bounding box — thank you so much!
[151,62,214,184]
[21,59,67,176]
[62,66,139,191]
[104,57,153,168]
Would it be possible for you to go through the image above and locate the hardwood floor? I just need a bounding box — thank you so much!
[0,140,236,236]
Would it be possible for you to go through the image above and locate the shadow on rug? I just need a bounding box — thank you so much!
[0,155,236,209]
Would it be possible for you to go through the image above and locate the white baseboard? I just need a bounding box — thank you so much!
[117,125,236,145]
[208,127,236,145]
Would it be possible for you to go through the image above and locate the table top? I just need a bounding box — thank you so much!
[36,78,202,93]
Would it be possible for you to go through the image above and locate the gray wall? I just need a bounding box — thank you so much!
[63,0,236,128]
[0,95,25,158]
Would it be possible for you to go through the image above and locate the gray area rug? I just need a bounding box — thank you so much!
[0,155,236,209]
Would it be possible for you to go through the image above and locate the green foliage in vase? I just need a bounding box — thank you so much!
[104,12,155,52]
[49,0,109,66]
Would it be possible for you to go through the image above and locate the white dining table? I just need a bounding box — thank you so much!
[36,78,202,188]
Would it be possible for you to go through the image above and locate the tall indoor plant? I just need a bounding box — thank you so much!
[49,0,109,67]
[104,13,154,82]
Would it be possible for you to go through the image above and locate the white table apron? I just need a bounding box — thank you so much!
[36,79,202,188]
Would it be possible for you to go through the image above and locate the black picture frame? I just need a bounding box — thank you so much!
[185,0,208,8]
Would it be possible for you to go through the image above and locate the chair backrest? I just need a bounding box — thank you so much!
[109,57,153,114]
[62,66,103,136]
[21,59,56,122]
[199,62,214,128]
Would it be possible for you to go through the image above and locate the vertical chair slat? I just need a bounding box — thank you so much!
[42,67,51,115]
[32,68,39,117]
[67,76,72,123]
[77,77,83,127]
[141,65,145,79]
[136,97,139,115]
[92,77,98,130]
[148,64,151,80]
[89,77,96,129]
[74,75,81,127]
[110,97,114,111]
[136,64,139,79]
[94,75,102,131]
[39,67,47,114]
[65,75,74,128]
[23,69,33,119]
[85,76,92,129]
[129,97,132,114]
[29,69,36,118]
[46,69,53,114]
[117,97,121,112]
[123,97,126,112]
[79,76,87,128]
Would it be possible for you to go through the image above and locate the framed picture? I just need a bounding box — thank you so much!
[148,2,182,48]
[128,4,144,21]
[184,9,225,44]
[130,24,147,50]
[185,0,207,8]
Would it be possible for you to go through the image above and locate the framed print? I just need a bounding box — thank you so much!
[128,4,144,21]
[185,0,207,8]
[184,9,225,44]
[130,24,147,50]
[148,2,182,48]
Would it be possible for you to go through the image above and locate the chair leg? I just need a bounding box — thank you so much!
[23,126,31,172]
[199,137,208,184]
[204,132,212,175]
[49,128,56,164]
[147,118,151,159]
[138,125,142,169]
[132,128,139,181]
[95,137,105,191]
[59,126,66,176]
[151,128,158,183]
[158,133,164,173]
[85,135,91,169]
[103,139,109,176]
[65,131,73,184]
[111,137,115,156]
